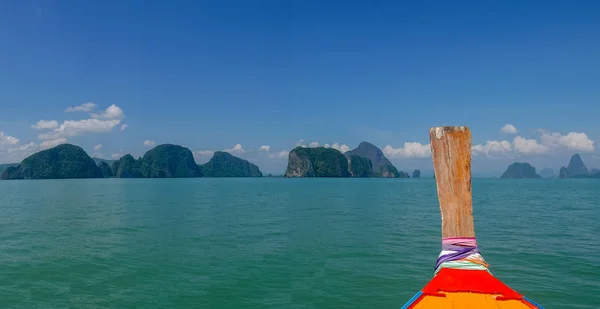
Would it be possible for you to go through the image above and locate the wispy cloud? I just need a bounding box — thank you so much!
[224,144,245,154]
[31,120,59,130]
[383,142,431,158]
[65,102,97,113]
[40,138,67,150]
[268,150,289,159]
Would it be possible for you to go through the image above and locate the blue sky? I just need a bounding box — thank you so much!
[1,1,599,175]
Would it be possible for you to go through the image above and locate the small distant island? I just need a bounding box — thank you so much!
[284,141,412,178]
[500,154,600,179]
[500,162,541,178]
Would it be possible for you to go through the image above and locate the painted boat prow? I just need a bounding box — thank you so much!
[401,126,544,309]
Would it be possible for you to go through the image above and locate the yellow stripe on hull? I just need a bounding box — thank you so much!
[411,292,536,309]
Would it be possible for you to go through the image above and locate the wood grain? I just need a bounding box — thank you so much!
[429,126,475,238]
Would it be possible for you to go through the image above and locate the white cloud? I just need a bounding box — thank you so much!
[472,140,512,157]
[0,132,20,147]
[330,142,350,153]
[258,145,271,151]
[111,149,125,159]
[512,136,549,154]
[93,144,102,151]
[65,102,97,112]
[40,138,67,150]
[38,119,121,140]
[383,142,431,158]
[92,153,104,158]
[323,143,331,148]
[0,140,38,163]
[31,120,59,130]
[309,141,320,148]
[501,124,518,134]
[268,150,289,159]
[539,132,594,152]
[296,139,307,148]
[8,142,37,153]
[144,140,156,147]
[224,144,245,154]
[91,104,125,120]
[194,150,214,157]
[120,124,128,131]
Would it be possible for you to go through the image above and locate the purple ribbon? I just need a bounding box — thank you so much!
[434,237,480,271]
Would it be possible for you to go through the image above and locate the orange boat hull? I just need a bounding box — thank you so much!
[401,269,544,309]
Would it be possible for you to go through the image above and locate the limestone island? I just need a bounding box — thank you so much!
[2,143,264,180]
[284,141,412,178]
[500,162,541,178]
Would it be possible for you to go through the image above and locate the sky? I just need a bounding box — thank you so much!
[1,1,599,175]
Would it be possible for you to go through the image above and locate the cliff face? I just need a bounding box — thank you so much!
[565,154,589,178]
[201,151,262,177]
[113,154,143,178]
[0,163,18,175]
[347,155,372,177]
[500,162,541,178]
[559,167,569,178]
[140,144,202,178]
[98,161,113,178]
[285,147,349,177]
[344,142,403,178]
[1,144,103,180]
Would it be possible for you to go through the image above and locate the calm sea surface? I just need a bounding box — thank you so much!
[0,178,598,308]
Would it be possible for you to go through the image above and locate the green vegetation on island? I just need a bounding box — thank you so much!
[98,161,114,178]
[112,154,143,178]
[139,144,202,178]
[1,144,103,180]
[0,163,18,175]
[500,162,541,178]
[92,157,116,167]
[285,147,350,177]
[347,155,373,177]
[200,151,262,177]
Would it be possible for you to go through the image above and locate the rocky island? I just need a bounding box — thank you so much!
[344,142,408,178]
[112,154,143,178]
[1,144,103,180]
[0,163,18,175]
[139,144,202,178]
[200,151,262,177]
[285,147,350,177]
[557,154,600,178]
[98,161,113,178]
[559,154,589,178]
[500,162,541,178]
[412,170,421,178]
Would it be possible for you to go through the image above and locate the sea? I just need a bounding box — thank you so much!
[0,178,598,309]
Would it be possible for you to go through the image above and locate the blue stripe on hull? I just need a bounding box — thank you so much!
[400,291,422,309]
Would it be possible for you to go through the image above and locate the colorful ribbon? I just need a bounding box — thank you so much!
[434,237,490,274]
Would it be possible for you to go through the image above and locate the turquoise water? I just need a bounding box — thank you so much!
[0,178,598,308]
